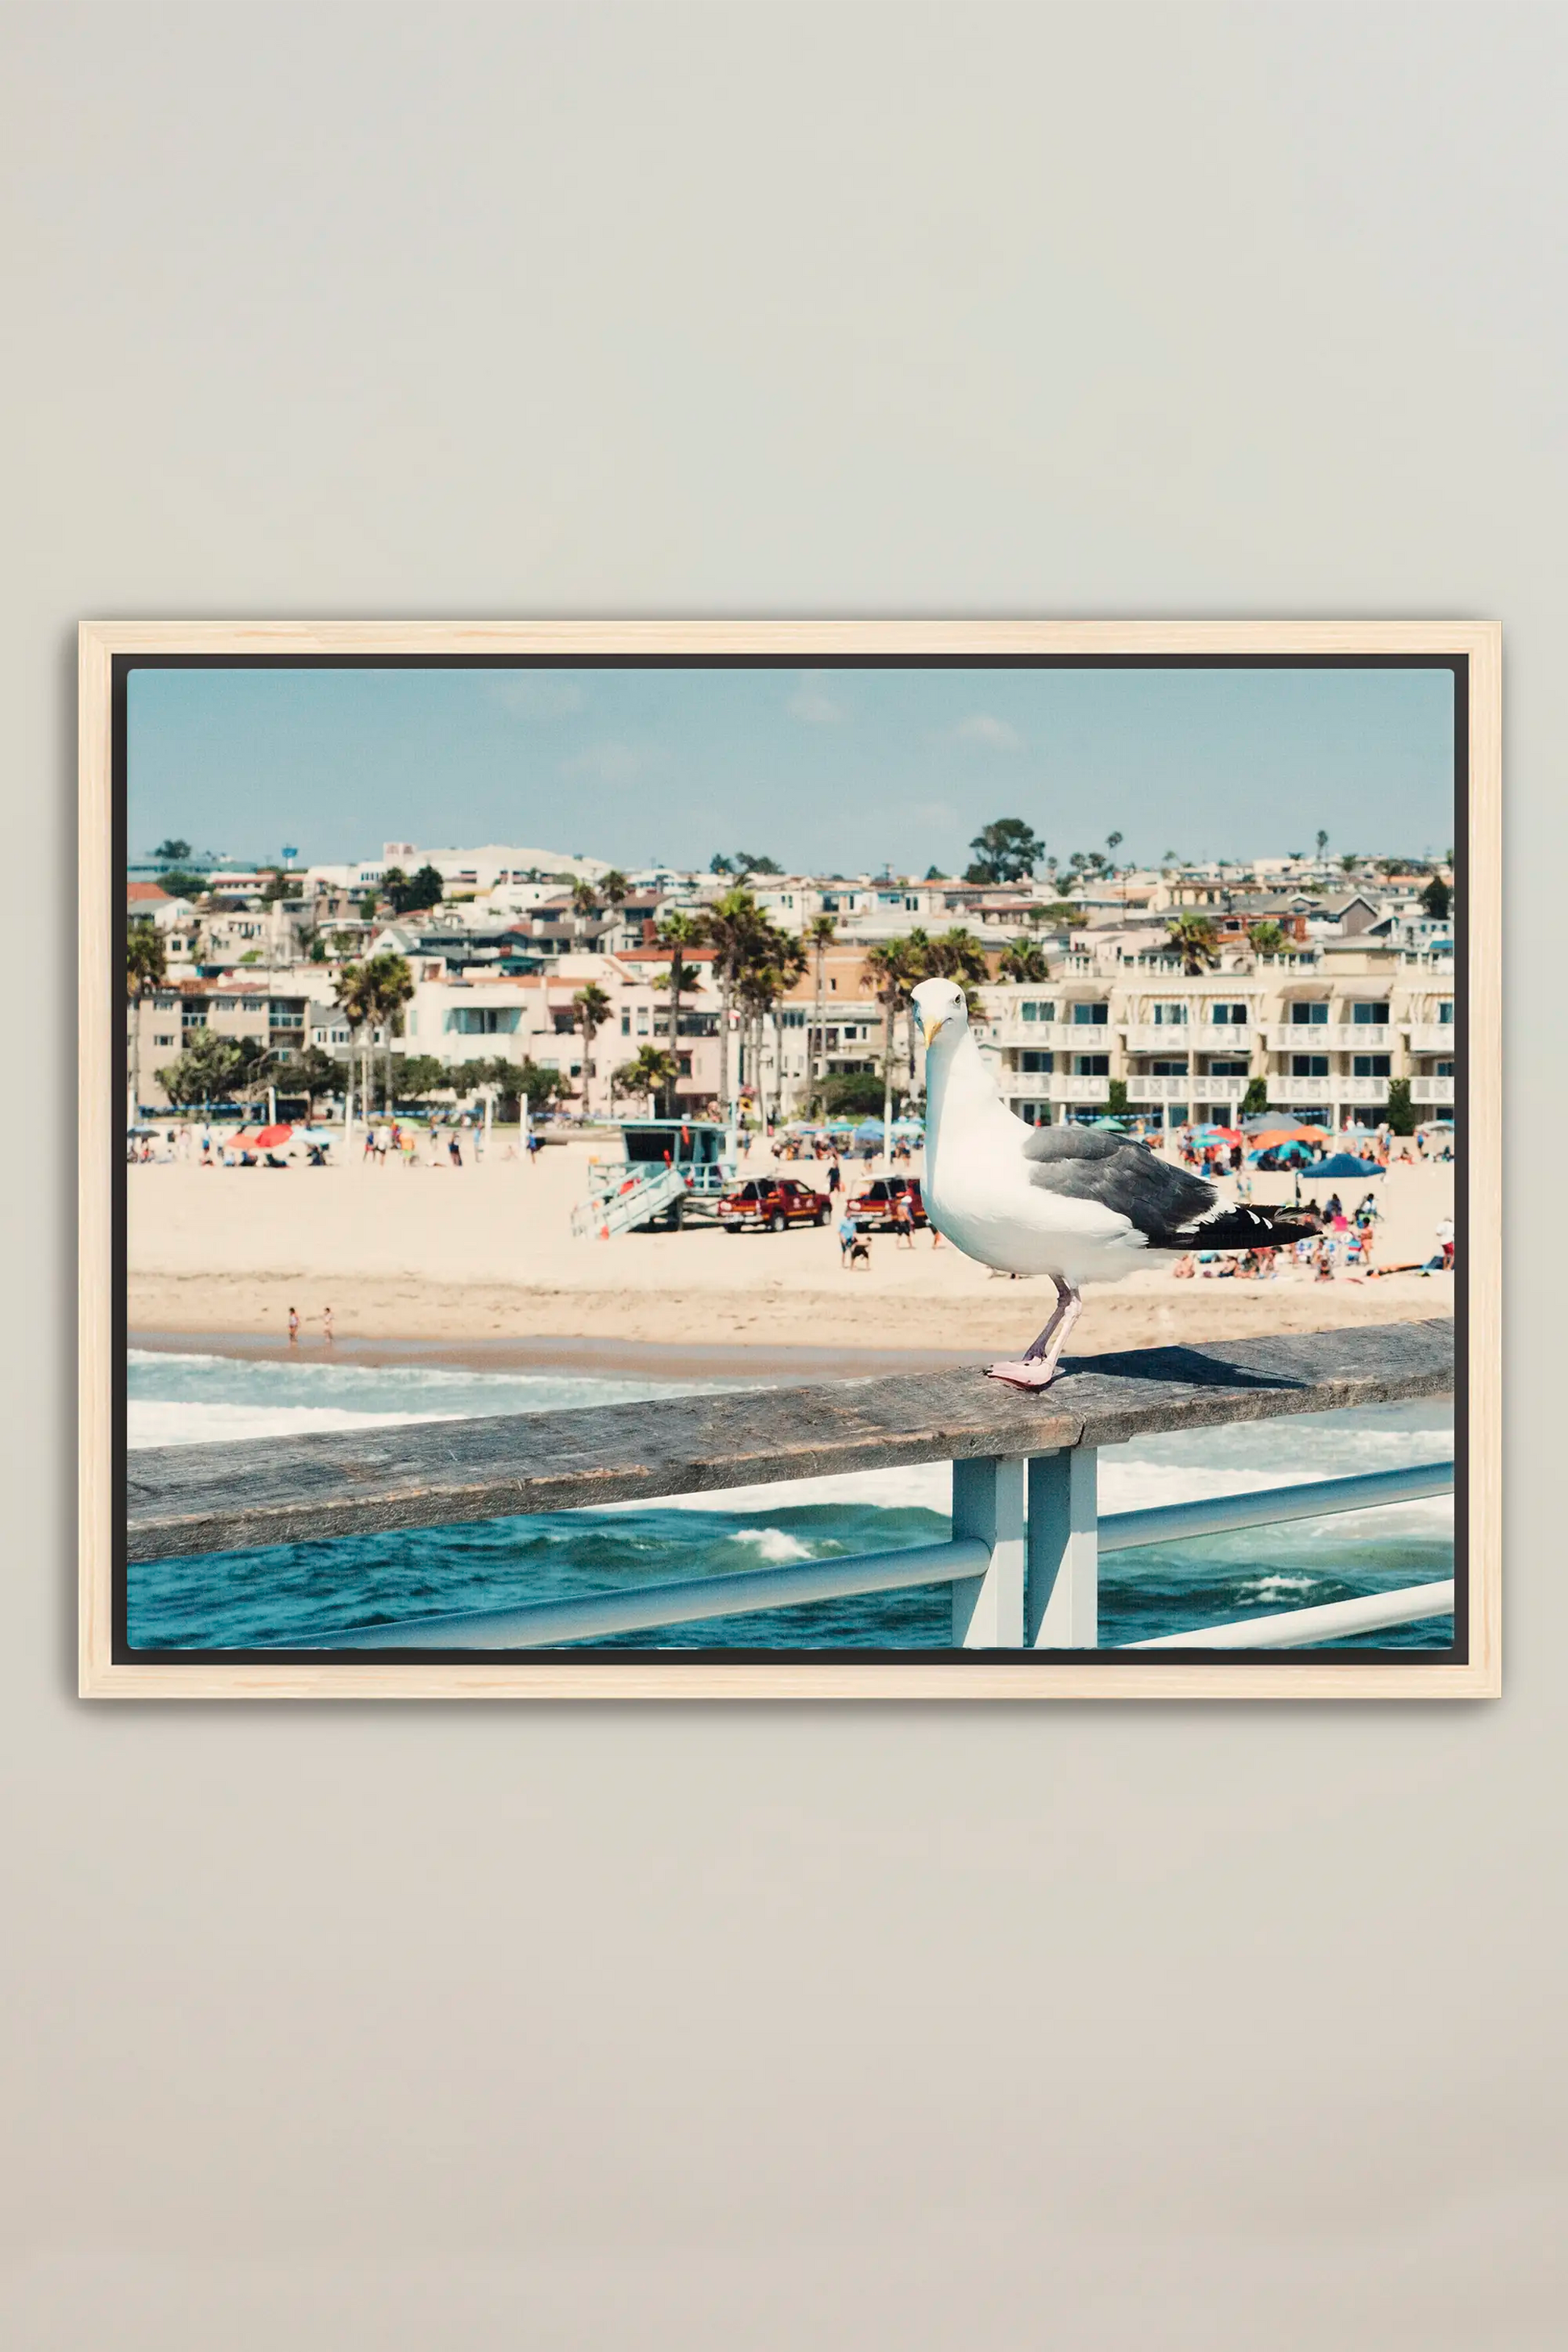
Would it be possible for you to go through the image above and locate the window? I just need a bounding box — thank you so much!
[1019,1000,1056,1023]
[620,1011,630,1035]
[678,1055,692,1077]
[242,998,266,1012]
[1014,1100,1051,1126]
[1209,1002,1249,1026]
[1151,1002,1188,1026]
[1151,1058,1189,1076]
[781,1008,806,1027]
[1350,1002,1389,1026]
[1437,1002,1454,1025]
[1073,1054,1110,1076]
[637,1008,649,1034]
[1207,1058,1250,1077]
[1353,1055,1391,1078]
[1071,1002,1109,1026]
[1436,1060,1455,1076]
[1019,1051,1052,1073]
[1292,1054,1329,1076]
[1289,1002,1329,1025]
[153,1033,176,1047]
[447,1006,521,1035]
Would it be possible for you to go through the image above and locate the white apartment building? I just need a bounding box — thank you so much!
[977,942,1456,1129]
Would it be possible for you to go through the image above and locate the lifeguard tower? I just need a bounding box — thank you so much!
[571,1118,738,1238]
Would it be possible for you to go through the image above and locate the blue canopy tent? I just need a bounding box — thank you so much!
[1307,1151,1386,1179]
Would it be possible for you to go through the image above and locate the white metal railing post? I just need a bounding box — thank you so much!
[951,1457,1026,1646]
[1027,1449,1099,1647]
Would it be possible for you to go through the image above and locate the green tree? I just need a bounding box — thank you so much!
[359,891,380,922]
[126,920,167,1119]
[270,1045,347,1113]
[1385,1076,1417,1135]
[1106,1079,1129,1116]
[156,1028,268,1107]
[617,1044,679,1118]
[385,863,444,915]
[157,867,210,902]
[1166,914,1221,974]
[736,923,806,1125]
[732,851,783,877]
[366,952,414,1112]
[152,837,192,865]
[998,939,1050,984]
[570,877,602,923]
[1247,921,1288,956]
[654,908,705,1061]
[861,940,915,1147]
[816,1071,886,1118]
[571,982,613,1104]
[1242,1076,1269,1116]
[599,869,630,911]
[923,927,989,989]
[389,1054,448,1102]
[964,817,1043,884]
[703,886,769,1115]
[1315,828,1329,861]
[1421,875,1452,922]
[803,911,837,1100]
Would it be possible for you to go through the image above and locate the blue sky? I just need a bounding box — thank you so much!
[127,662,1455,875]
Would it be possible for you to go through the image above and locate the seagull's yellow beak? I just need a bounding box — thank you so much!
[919,1010,944,1047]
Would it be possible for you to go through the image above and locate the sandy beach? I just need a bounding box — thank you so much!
[127,1136,1456,1359]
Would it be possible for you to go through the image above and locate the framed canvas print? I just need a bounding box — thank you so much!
[81,621,1500,1698]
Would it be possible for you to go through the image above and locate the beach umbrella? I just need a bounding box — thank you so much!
[254,1122,293,1148]
[1308,1151,1386,1178]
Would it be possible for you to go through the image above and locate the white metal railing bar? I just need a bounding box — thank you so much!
[294,1536,991,1651]
[284,1458,1453,1653]
[1122,1581,1455,1651]
[1097,1459,1454,1553]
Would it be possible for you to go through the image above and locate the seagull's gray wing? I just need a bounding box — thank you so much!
[1020,1126,1217,1242]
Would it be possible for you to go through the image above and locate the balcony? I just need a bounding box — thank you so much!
[993,1022,1094,1051]
[1126,1073,1243,1104]
[1268,1024,1392,1052]
[1407,1025,1458,1053]
[1267,1075,1392,1106]
[1001,1070,1110,1105]
[1411,1076,1456,1105]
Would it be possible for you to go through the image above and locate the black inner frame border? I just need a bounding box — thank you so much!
[110,649,1468,1670]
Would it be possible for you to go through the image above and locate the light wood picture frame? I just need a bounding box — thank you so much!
[82,620,1500,1699]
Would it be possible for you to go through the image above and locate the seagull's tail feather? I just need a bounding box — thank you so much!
[1168,1203,1321,1251]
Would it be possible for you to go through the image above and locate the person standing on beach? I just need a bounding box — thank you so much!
[321,1305,334,1342]
[288,1306,300,1343]
[827,1157,841,1196]
[449,1132,463,1168]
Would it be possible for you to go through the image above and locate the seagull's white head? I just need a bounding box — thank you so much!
[912,977,969,1048]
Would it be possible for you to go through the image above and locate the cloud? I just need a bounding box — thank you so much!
[561,740,651,786]
[489,675,587,720]
[952,712,1024,750]
[787,672,846,725]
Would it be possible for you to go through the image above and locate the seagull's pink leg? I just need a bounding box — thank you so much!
[985,1282,1084,1391]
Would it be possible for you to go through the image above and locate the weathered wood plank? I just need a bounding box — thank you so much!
[125,1318,1455,1563]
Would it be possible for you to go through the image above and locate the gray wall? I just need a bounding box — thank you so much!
[4,6,1561,2344]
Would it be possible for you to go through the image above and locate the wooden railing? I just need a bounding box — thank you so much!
[127,1321,1458,1656]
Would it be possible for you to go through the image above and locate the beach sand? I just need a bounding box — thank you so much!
[128,1138,1456,1358]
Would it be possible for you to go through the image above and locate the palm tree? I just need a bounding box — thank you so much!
[332,960,380,1117]
[702,886,767,1120]
[654,909,704,1074]
[998,939,1050,984]
[862,940,910,1151]
[599,869,629,910]
[571,982,613,1112]
[1247,920,1288,957]
[736,925,807,1126]
[803,911,837,1102]
[368,953,414,1111]
[126,921,166,1121]
[570,877,601,922]
[923,927,989,989]
[616,1044,678,1118]
[1166,914,1221,974]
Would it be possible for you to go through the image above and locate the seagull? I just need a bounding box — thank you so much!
[912,977,1317,1389]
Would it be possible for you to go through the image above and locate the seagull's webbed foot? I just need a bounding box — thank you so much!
[985,1358,1061,1390]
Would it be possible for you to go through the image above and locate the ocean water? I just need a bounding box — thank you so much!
[127,1350,1456,1654]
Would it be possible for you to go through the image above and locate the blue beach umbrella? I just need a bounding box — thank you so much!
[1309,1151,1386,1178]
